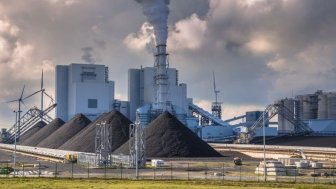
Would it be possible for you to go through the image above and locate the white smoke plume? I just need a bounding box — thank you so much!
[135,0,170,46]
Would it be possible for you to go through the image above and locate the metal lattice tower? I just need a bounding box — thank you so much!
[129,121,146,168]
[95,121,112,167]
[211,72,222,120]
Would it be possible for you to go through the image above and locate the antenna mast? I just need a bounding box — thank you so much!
[211,71,222,120]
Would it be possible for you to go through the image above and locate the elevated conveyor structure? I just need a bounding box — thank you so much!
[4,104,57,143]
[237,102,313,143]
[189,103,230,126]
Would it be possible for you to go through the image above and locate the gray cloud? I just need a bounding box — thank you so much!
[0,0,336,127]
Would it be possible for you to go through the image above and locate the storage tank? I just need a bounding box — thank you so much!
[327,93,336,119]
[277,99,295,134]
[317,94,328,119]
[296,94,318,120]
[128,69,141,122]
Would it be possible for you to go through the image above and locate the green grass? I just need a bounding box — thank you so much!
[0,178,336,189]
[0,178,335,189]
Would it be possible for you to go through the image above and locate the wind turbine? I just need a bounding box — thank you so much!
[39,69,54,122]
[6,85,27,138]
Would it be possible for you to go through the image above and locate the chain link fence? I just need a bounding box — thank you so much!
[1,159,335,184]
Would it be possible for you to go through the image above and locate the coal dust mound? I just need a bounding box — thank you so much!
[114,111,221,157]
[18,121,46,145]
[59,110,131,153]
[37,114,91,149]
[20,118,65,146]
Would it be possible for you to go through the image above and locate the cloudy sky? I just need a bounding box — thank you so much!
[0,0,336,128]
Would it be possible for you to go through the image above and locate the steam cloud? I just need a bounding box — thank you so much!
[135,0,170,46]
[81,46,96,64]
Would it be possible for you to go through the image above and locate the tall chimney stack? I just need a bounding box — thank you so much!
[154,44,169,111]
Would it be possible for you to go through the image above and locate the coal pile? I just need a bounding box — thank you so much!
[20,118,65,146]
[18,121,46,145]
[59,110,131,153]
[114,111,221,157]
[37,114,91,149]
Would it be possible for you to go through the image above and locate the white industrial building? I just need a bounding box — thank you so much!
[55,63,115,121]
[128,66,188,122]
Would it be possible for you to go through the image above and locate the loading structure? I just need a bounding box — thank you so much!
[237,100,313,144]
[189,103,230,126]
[3,104,56,143]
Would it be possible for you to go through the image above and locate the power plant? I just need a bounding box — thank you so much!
[0,0,336,172]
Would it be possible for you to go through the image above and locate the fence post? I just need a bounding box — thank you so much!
[170,162,173,180]
[104,163,107,179]
[71,162,74,178]
[239,165,242,182]
[120,163,123,179]
[22,163,24,177]
[55,162,57,178]
[6,162,9,177]
[314,168,316,183]
[187,163,189,180]
[222,163,225,181]
[332,165,336,184]
[38,162,41,178]
[205,164,207,180]
[294,167,297,183]
[333,165,335,184]
[87,162,89,179]
[153,166,156,180]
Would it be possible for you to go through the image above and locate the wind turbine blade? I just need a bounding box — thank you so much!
[41,69,44,90]
[23,90,42,100]
[6,99,19,103]
[43,91,54,101]
[20,85,25,99]
[21,100,28,109]
[213,71,216,92]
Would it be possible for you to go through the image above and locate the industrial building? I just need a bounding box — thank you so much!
[276,90,336,135]
[55,63,115,121]
[128,67,188,122]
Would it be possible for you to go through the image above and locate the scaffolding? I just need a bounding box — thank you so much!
[95,121,112,167]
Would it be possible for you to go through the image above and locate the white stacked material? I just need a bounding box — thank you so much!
[311,162,323,168]
[255,161,286,176]
[295,160,310,168]
[0,143,82,160]
[278,158,302,166]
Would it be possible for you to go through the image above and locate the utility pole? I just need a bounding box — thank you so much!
[263,111,266,181]
[13,110,17,177]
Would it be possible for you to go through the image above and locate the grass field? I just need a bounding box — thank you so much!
[0,178,336,189]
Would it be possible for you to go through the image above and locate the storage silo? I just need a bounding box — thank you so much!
[277,98,295,134]
[327,93,336,119]
[296,94,318,120]
[128,69,141,122]
[318,94,328,119]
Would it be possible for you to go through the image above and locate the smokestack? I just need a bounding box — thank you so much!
[136,0,170,111]
[155,44,168,110]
